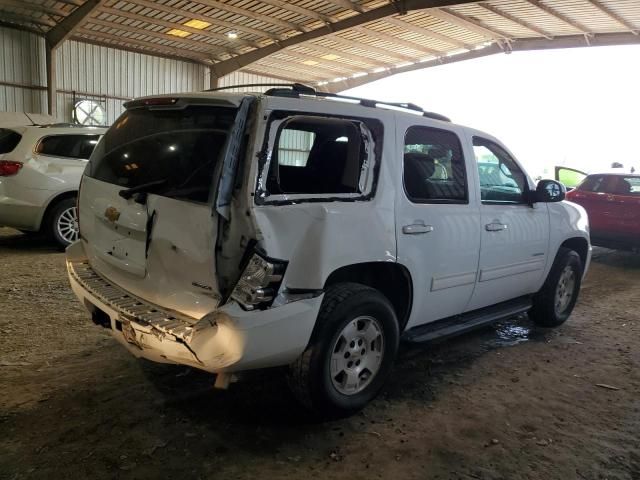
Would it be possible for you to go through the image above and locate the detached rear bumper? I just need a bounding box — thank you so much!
[66,243,322,373]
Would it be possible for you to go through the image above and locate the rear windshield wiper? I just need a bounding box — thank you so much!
[118,179,168,200]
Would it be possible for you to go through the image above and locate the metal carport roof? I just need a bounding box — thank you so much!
[1,0,639,93]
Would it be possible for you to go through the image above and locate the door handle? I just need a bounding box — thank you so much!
[485,222,508,232]
[402,223,434,235]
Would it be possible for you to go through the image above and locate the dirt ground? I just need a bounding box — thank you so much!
[0,227,638,480]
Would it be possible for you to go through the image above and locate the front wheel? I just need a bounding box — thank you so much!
[46,197,79,249]
[530,247,583,327]
[288,283,399,417]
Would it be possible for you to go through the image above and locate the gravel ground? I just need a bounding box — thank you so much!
[0,226,638,480]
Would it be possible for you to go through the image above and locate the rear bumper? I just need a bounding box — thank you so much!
[66,243,322,373]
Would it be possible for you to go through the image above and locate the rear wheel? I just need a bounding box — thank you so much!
[46,197,79,249]
[530,247,583,327]
[288,283,399,417]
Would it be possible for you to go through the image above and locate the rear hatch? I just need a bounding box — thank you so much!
[78,95,249,318]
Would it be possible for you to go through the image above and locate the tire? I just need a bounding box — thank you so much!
[45,197,79,249]
[529,247,583,327]
[287,282,399,417]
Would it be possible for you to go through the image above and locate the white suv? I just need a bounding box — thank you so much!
[0,124,106,247]
[66,85,590,416]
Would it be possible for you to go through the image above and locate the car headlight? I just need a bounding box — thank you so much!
[230,252,286,310]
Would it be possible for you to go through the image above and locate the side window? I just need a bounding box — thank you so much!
[0,129,22,154]
[597,176,621,194]
[473,137,527,204]
[35,134,101,159]
[266,116,370,196]
[578,175,604,192]
[403,126,467,203]
[620,176,640,195]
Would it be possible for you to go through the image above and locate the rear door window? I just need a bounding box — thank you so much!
[86,105,236,203]
[403,126,468,203]
[262,115,378,200]
[0,129,22,154]
[36,134,101,159]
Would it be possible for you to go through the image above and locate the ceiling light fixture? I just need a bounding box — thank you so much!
[227,31,238,39]
[167,29,191,38]
[321,53,340,61]
[184,19,211,29]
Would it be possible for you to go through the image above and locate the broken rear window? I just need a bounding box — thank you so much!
[265,116,372,196]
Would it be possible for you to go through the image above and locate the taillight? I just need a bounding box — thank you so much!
[231,252,287,310]
[0,160,23,176]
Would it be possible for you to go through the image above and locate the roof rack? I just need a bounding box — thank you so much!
[203,82,315,95]
[203,83,451,122]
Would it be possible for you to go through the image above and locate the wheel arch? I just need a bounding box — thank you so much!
[323,262,413,333]
[559,236,589,268]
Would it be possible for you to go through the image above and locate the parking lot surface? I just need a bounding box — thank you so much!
[1,227,638,480]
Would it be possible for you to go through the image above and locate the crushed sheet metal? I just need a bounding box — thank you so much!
[68,261,202,343]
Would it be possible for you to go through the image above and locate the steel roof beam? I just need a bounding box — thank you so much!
[191,0,306,32]
[477,3,554,40]
[0,12,56,28]
[127,0,279,41]
[324,44,503,92]
[76,28,212,62]
[427,8,511,41]
[46,0,103,48]
[384,16,473,50]
[289,43,391,69]
[525,0,592,35]
[326,32,640,92]
[84,18,233,60]
[1,0,67,19]
[258,0,335,23]
[583,0,639,35]
[72,34,207,65]
[328,34,418,62]
[267,49,368,75]
[209,0,482,77]
[323,0,366,13]
[94,7,260,51]
[352,26,442,57]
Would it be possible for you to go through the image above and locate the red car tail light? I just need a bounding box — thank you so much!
[0,160,23,176]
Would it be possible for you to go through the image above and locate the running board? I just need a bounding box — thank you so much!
[402,296,532,344]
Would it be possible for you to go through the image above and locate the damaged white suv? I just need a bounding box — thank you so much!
[67,84,590,416]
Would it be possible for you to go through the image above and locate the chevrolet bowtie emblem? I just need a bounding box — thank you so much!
[104,206,121,223]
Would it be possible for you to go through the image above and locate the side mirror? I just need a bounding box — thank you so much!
[534,179,566,203]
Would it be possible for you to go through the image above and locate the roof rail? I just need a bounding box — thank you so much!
[203,83,451,122]
[203,82,315,94]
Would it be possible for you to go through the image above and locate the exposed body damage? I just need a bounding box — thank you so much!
[68,241,323,373]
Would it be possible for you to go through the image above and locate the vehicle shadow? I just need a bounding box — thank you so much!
[0,227,60,253]
[0,315,557,478]
[138,313,551,426]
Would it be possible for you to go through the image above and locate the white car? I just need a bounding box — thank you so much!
[0,124,106,247]
[66,85,590,416]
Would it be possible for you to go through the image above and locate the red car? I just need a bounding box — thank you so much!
[566,173,640,251]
